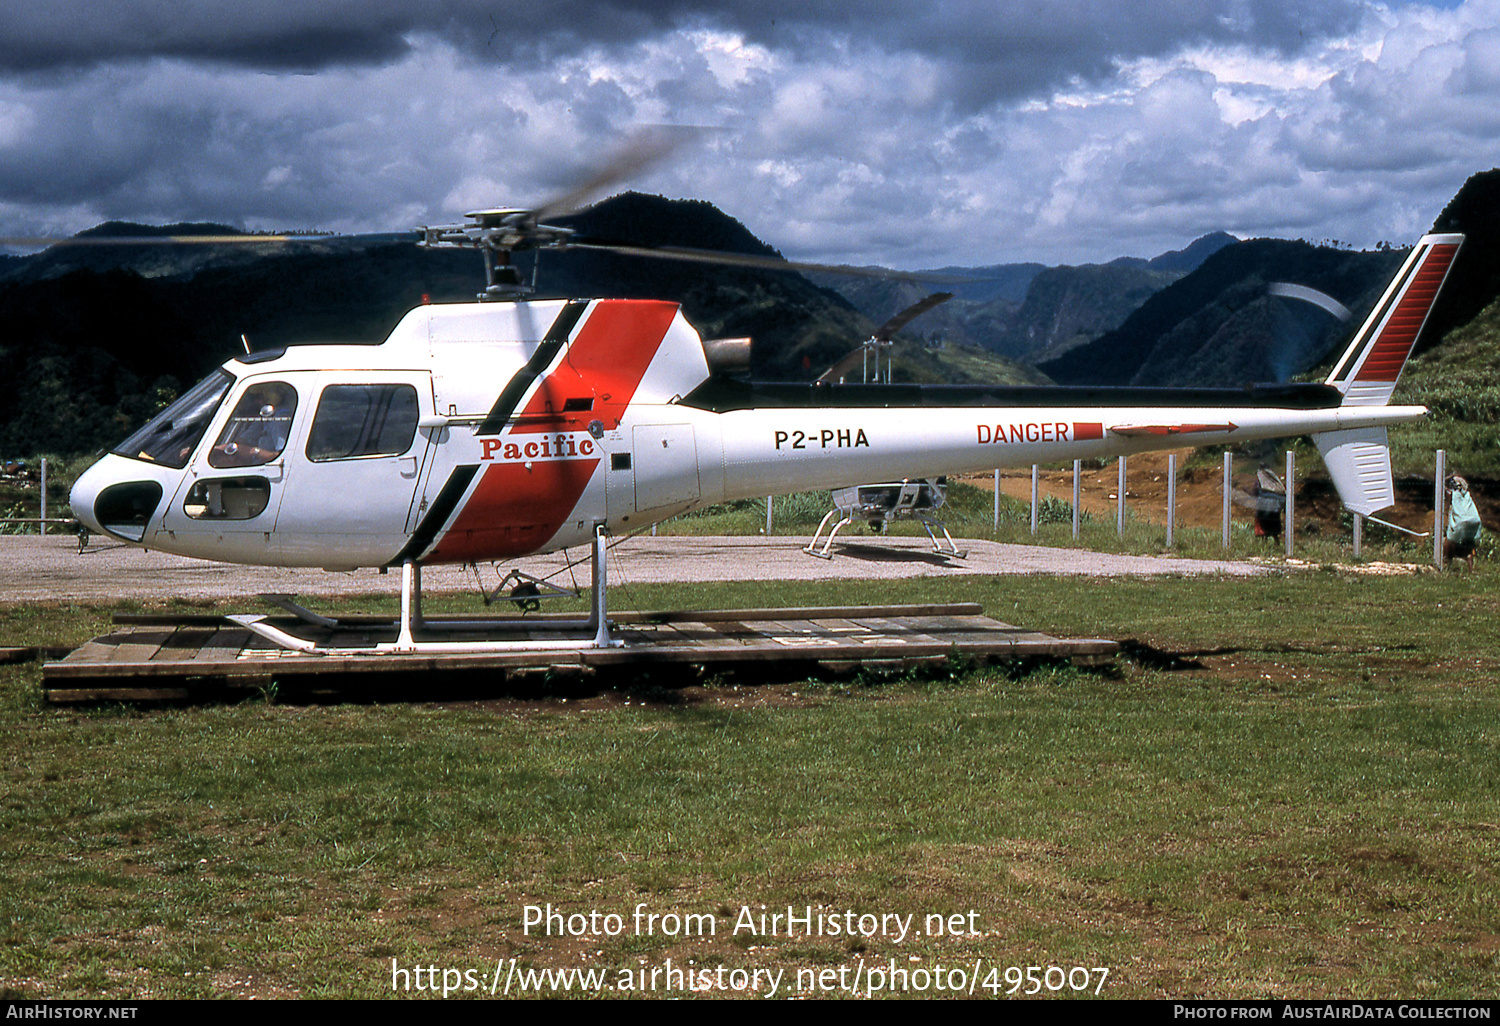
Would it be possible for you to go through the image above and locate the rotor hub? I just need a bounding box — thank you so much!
[416,208,576,301]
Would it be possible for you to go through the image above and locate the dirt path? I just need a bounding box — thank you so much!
[0,533,1267,605]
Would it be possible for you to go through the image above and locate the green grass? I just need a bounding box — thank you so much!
[651,476,1455,568]
[1393,303,1500,477]
[2,572,1500,999]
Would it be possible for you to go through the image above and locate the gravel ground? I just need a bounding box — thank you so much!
[0,533,1266,604]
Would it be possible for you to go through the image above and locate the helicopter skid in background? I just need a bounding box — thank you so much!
[805,480,968,560]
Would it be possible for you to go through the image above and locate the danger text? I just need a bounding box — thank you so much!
[977,422,1103,445]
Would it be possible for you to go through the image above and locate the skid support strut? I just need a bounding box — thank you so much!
[228,525,622,655]
[588,524,612,649]
[394,561,424,650]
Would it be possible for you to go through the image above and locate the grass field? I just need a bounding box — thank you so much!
[2,570,1498,1000]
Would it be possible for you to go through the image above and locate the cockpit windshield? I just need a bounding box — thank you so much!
[112,370,235,468]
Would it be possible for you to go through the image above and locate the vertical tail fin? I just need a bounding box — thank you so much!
[1324,233,1463,406]
[1315,233,1462,514]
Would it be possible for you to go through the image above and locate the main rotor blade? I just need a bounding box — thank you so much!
[532,125,701,223]
[0,230,418,251]
[0,233,297,248]
[873,291,954,341]
[567,238,983,284]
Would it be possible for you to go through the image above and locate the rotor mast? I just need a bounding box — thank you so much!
[417,208,577,301]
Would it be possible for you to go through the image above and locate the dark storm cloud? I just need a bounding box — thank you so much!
[0,1,422,71]
[0,0,1365,103]
[0,1,1487,267]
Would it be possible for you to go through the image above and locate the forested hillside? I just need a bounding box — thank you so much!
[811,232,1236,364]
[0,193,1038,457]
[1038,241,1407,387]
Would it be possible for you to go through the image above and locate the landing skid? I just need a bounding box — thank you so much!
[804,510,967,560]
[803,508,854,559]
[917,515,968,559]
[230,526,622,655]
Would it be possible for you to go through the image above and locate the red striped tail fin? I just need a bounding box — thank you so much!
[1325,233,1463,406]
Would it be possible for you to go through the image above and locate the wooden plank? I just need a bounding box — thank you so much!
[151,628,218,663]
[194,628,251,663]
[56,635,129,664]
[809,618,875,636]
[875,616,948,647]
[702,620,761,643]
[105,629,172,664]
[47,606,1117,695]
[616,604,986,623]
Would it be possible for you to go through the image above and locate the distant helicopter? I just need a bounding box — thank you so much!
[21,147,1460,655]
[805,292,966,559]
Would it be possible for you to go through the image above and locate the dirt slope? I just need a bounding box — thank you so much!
[960,448,1493,537]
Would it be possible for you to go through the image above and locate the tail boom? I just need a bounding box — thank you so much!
[717,402,1425,501]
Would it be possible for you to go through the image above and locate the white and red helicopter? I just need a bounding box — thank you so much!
[46,195,1459,654]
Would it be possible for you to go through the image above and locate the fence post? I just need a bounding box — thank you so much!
[1030,465,1039,535]
[1353,512,1362,558]
[1435,449,1446,568]
[993,468,1000,531]
[1222,452,1232,550]
[1072,460,1081,540]
[766,496,773,535]
[1116,456,1127,536]
[1285,450,1295,559]
[39,457,47,536]
[1166,453,1176,549]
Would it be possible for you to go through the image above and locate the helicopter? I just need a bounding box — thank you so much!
[36,155,1458,654]
[803,292,967,559]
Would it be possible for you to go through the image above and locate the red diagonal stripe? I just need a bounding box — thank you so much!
[426,458,600,563]
[511,299,680,433]
[1354,243,1457,382]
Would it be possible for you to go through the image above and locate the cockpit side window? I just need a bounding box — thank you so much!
[112,370,236,469]
[208,382,298,469]
[306,384,419,462]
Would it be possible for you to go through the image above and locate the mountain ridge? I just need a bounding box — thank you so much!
[0,193,1041,456]
[809,232,1237,365]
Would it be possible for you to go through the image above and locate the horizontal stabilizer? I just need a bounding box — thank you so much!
[1315,426,1394,515]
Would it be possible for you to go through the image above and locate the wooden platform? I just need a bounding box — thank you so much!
[41,603,1118,703]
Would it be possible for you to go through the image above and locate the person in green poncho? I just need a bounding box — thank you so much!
[1445,474,1482,570]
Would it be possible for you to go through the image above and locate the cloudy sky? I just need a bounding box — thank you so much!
[0,0,1496,268]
